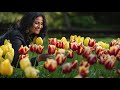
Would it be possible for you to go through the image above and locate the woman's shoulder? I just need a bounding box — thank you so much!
[8,29,24,39]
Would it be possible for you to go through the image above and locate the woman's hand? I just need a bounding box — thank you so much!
[37,54,49,62]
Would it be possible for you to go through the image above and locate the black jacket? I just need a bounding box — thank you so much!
[0,28,45,67]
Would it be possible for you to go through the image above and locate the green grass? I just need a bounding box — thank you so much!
[0,35,120,78]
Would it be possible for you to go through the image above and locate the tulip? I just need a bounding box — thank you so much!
[0,45,9,56]
[0,47,3,57]
[61,37,67,43]
[76,36,84,43]
[80,60,90,69]
[97,41,109,49]
[56,40,65,49]
[48,45,56,54]
[87,54,97,65]
[69,42,78,51]
[8,48,14,57]
[82,46,92,58]
[64,41,69,50]
[110,39,117,46]
[70,35,77,42]
[71,60,78,69]
[36,45,44,54]
[104,55,116,70]
[56,49,66,55]
[24,66,39,78]
[36,37,43,45]
[0,59,13,76]
[0,57,5,63]
[29,44,38,52]
[108,45,119,56]
[83,37,90,46]
[18,45,29,55]
[95,46,103,55]
[88,38,96,47]
[62,63,72,74]
[78,66,89,78]
[20,56,31,70]
[19,54,29,60]
[67,50,74,58]
[33,36,37,44]
[99,54,108,64]
[44,58,57,72]
[5,52,14,63]
[55,54,66,65]
[48,38,57,46]
[76,45,84,55]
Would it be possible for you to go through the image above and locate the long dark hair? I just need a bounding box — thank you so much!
[14,12,47,39]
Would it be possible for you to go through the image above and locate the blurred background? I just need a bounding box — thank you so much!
[0,12,120,38]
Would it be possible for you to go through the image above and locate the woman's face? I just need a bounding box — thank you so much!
[29,16,43,35]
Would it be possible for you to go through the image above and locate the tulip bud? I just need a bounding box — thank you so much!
[19,54,29,60]
[29,44,37,52]
[24,66,39,78]
[104,55,116,70]
[67,50,74,58]
[55,49,66,55]
[48,38,57,46]
[0,59,13,76]
[18,45,29,55]
[36,37,43,45]
[87,54,97,65]
[48,45,56,54]
[62,63,72,74]
[56,54,66,65]
[0,45,9,56]
[69,42,78,51]
[20,57,31,70]
[71,60,78,69]
[82,46,92,58]
[78,66,89,78]
[76,45,84,55]
[88,38,96,47]
[108,45,119,56]
[99,54,108,64]
[56,40,65,49]
[44,58,57,72]
[0,47,3,57]
[84,37,90,46]
[36,45,44,54]
[5,52,14,63]
[80,60,90,69]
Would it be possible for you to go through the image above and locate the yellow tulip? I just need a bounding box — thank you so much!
[0,59,13,76]
[0,57,5,63]
[33,36,38,44]
[36,37,43,45]
[20,57,31,70]
[5,52,14,63]
[61,37,67,43]
[0,45,9,56]
[84,37,90,46]
[64,41,69,50]
[24,66,39,78]
[0,47,3,57]
[8,48,14,57]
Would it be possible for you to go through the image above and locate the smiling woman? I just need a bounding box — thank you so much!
[0,12,47,67]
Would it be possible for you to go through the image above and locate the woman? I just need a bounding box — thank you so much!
[0,12,47,67]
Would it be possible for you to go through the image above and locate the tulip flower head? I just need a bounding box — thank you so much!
[44,58,57,72]
[18,45,29,55]
[36,37,43,45]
